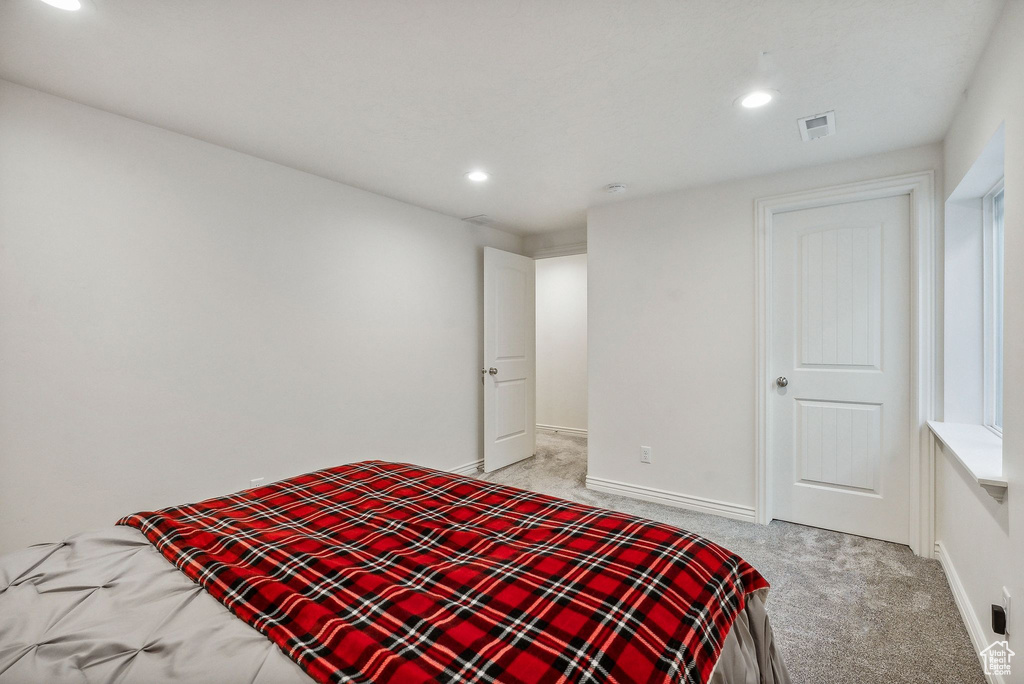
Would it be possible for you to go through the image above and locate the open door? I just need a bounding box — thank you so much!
[483,247,535,472]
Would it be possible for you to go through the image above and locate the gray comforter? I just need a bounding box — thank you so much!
[0,527,789,683]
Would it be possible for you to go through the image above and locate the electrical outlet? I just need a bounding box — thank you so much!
[249,477,265,489]
[1003,586,1011,637]
[640,446,652,464]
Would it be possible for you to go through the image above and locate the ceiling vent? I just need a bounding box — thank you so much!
[798,110,836,141]
[461,214,500,227]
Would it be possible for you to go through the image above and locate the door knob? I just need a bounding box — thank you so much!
[776,376,788,388]
[488,367,498,375]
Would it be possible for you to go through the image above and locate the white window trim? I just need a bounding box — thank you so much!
[982,178,1004,436]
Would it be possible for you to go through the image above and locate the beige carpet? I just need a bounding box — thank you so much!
[477,431,984,684]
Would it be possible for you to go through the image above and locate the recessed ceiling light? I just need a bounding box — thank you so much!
[465,170,489,182]
[739,90,774,108]
[39,0,82,10]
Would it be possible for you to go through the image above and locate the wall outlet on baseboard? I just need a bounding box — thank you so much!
[249,477,265,489]
[640,446,652,464]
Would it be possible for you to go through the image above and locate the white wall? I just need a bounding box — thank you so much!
[943,197,986,424]
[0,80,522,553]
[943,125,1004,426]
[586,144,942,510]
[935,445,1012,649]
[535,254,587,433]
[938,0,1024,669]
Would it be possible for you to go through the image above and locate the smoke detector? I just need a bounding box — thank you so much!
[798,110,836,141]
[604,183,628,194]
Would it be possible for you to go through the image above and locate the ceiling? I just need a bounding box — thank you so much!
[0,0,1004,234]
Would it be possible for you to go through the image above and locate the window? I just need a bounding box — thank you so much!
[984,179,1004,433]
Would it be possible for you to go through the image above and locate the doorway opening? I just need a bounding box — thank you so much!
[482,248,587,473]
[535,254,588,439]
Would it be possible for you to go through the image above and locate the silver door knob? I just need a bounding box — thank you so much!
[488,367,498,375]
[776,376,788,388]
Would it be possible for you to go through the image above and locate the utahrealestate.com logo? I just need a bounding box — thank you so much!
[980,640,1014,677]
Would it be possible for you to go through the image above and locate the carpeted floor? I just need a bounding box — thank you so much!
[478,431,984,684]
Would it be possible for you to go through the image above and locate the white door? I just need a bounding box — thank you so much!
[483,247,536,472]
[771,195,911,544]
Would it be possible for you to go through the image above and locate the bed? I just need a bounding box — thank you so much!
[0,461,789,683]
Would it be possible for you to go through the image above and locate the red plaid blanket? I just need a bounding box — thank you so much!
[119,461,767,684]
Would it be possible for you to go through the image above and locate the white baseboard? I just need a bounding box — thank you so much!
[584,476,756,523]
[536,424,588,437]
[934,540,1003,684]
[449,459,483,476]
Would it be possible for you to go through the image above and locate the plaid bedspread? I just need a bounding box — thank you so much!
[118,461,768,684]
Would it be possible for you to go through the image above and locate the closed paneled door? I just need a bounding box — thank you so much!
[771,195,911,544]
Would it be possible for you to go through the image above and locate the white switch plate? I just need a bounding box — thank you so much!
[249,477,265,489]
[640,446,652,464]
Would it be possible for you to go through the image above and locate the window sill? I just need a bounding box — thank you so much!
[928,421,1006,502]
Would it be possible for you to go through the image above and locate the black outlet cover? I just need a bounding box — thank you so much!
[992,604,1007,635]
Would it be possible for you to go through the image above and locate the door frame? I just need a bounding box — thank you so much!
[754,171,936,556]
